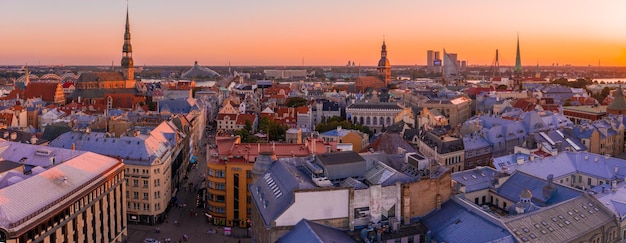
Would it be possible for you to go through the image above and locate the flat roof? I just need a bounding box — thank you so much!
[316,151,364,166]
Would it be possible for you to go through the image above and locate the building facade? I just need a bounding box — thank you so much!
[49,120,188,225]
[346,102,403,134]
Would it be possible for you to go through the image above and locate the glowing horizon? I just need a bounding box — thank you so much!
[1,0,625,67]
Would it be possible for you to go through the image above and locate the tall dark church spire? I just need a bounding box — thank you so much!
[514,34,522,74]
[512,34,523,90]
[121,6,134,84]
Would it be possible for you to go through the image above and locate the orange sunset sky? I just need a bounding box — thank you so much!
[1,0,625,66]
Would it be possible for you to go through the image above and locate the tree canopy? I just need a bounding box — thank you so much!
[315,116,373,137]
[286,97,308,107]
[258,117,288,141]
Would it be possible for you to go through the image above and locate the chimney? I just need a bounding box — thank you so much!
[10,132,17,141]
[325,145,331,153]
[30,135,37,144]
[2,131,8,138]
[337,126,342,132]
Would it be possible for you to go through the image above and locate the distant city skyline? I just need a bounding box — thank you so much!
[1,0,625,66]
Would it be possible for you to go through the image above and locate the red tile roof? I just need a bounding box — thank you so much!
[24,82,59,102]
[236,114,256,125]
[0,113,13,126]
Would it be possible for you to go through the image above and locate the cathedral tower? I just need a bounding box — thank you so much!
[377,39,391,86]
[121,7,134,87]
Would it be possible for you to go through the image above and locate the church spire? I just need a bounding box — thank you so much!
[514,34,522,74]
[380,39,387,58]
[121,5,135,85]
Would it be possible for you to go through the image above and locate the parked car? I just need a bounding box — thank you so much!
[144,238,160,243]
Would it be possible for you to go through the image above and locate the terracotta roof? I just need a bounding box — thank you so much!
[0,113,13,125]
[24,82,60,102]
[236,114,256,125]
[0,89,23,100]
[10,105,25,111]
[62,82,74,88]
[355,76,385,90]
[217,114,237,120]
[295,106,309,114]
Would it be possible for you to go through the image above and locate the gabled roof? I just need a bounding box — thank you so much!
[236,114,256,125]
[278,219,356,243]
[48,121,178,166]
[24,82,60,102]
[249,158,316,227]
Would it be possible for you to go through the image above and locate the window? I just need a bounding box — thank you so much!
[216,170,225,178]
[216,195,225,202]
[133,192,139,199]
[143,193,149,200]
[587,178,592,186]
[133,179,138,187]
[216,183,226,190]
[154,179,160,187]
[143,180,149,188]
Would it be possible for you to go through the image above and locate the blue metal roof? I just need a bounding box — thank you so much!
[451,167,498,193]
[496,171,581,206]
[422,199,514,243]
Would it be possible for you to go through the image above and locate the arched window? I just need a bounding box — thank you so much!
[359,117,364,124]
[386,117,391,125]
[373,117,378,125]
[366,117,370,125]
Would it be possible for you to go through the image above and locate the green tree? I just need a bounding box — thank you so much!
[258,117,288,141]
[286,97,308,107]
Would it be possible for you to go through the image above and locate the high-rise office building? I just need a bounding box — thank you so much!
[427,50,434,72]
[443,50,459,81]
[433,51,442,73]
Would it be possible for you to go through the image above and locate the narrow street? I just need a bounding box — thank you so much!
[127,128,251,243]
